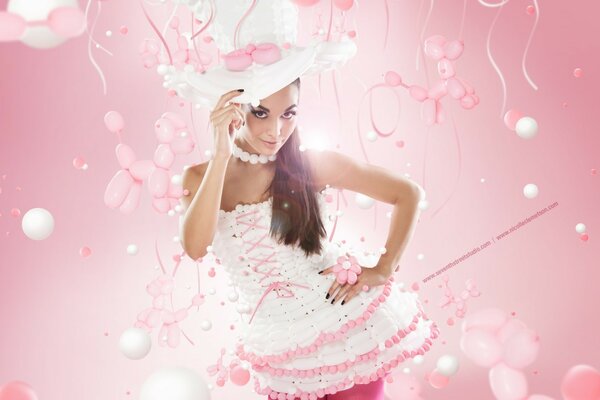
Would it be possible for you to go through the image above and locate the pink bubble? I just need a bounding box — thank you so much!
[73,156,85,169]
[562,102,569,109]
[447,318,455,326]
[395,140,405,148]
[347,30,356,38]
[384,71,402,87]
[119,25,128,35]
[526,5,535,15]
[362,285,369,291]
[426,369,450,389]
[0,380,39,400]
[561,364,600,400]
[580,233,589,242]
[591,168,597,175]
[573,68,583,78]
[79,246,92,258]
[411,282,420,291]
[503,109,524,131]
[208,267,216,277]
[10,208,21,217]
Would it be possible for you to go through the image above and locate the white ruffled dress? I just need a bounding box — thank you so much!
[209,190,440,399]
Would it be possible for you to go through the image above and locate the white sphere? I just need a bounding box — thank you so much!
[171,174,183,185]
[515,116,538,139]
[523,183,539,199]
[355,193,375,209]
[436,354,460,376]
[200,320,212,331]
[207,288,216,295]
[227,290,239,302]
[417,253,425,261]
[127,244,139,255]
[157,64,169,75]
[412,355,424,365]
[575,223,586,234]
[140,366,211,400]
[418,199,429,211]
[119,327,152,360]
[8,0,80,49]
[366,130,378,142]
[236,303,251,313]
[21,208,55,240]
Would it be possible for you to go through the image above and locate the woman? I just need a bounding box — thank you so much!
[180,78,439,400]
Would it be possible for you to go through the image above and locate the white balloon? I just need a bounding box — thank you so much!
[355,193,375,209]
[412,355,424,365]
[515,116,538,139]
[119,327,152,360]
[200,320,212,331]
[436,354,460,376]
[21,208,55,240]
[366,130,378,142]
[7,0,79,49]
[127,244,139,255]
[418,199,429,211]
[227,290,239,302]
[140,366,211,400]
[523,183,539,199]
[575,223,586,234]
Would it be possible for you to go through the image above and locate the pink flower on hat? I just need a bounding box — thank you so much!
[222,42,282,71]
[332,254,362,285]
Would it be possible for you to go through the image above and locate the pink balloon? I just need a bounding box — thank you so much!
[459,329,503,367]
[0,12,26,41]
[129,159,155,180]
[443,40,464,60]
[153,144,175,169]
[421,98,437,126]
[333,0,354,11]
[424,35,447,60]
[385,71,402,87]
[230,365,251,385]
[437,58,455,79]
[104,169,134,208]
[47,6,86,38]
[446,77,466,99]
[119,181,142,214]
[503,328,540,369]
[460,95,476,110]
[427,368,450,389]
[409,85,428,102]
[435,101,445,124]
[104,111,124,133]
[152,197,171,213]
[461,307,507,334]
[116,143,137,169]
[489,362,528,400]
[504,109,524,131]
[148,168,170,197]
[561,365,600,400]
[497,318,527,344]
[0,380,39,400]
[161,111,187,129]
[154,118,176,143]
[291,0,320,6]
[170,136,195,155]
[428,79,447,100]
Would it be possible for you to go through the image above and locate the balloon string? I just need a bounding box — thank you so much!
[161,2,179,40]
[430,111,462,219]
[154,239,168,275]
[332,68,343,148]
[234,0,256,49]
[368,85,401,137]
[416,0,434,83]
[421,125,431,192]
[458,0,467,40]
[326,0,333,42]
[85,0,108,95]
[485,2,507,119]
[383,0,390,50]
[522,0,540,91]
[191,0,215,41]
[139,0,173,65]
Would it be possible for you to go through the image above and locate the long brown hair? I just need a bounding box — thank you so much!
[262,77,328,258]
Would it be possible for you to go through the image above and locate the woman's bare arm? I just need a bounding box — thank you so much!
[179,155,230,260]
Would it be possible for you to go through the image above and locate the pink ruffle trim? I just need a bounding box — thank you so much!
[236,278,397,365]
[252,314,440,399]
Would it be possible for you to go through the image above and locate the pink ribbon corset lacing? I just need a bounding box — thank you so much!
[248,280,311,325]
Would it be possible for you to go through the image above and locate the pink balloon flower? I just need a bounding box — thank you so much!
[332,254,362,285]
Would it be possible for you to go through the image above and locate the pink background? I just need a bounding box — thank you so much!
[1,0,599,399]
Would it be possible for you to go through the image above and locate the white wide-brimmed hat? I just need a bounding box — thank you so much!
[160,0,358,109]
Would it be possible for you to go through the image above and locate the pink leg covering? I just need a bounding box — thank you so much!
[327,378,385,400]
[265,378,384,400]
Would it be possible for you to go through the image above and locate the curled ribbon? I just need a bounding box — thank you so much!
[222,42,282,71]
[248,280,310,324]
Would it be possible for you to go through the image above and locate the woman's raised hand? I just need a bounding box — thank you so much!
[209,89,246,159]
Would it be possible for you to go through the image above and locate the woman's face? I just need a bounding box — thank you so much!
[238,83,299,155]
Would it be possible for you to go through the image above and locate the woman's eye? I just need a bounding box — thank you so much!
[252,111,267,118]
[283,111,297,119]
[251,110,297,119]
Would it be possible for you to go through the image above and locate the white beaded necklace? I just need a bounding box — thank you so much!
[232,140,277,164]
